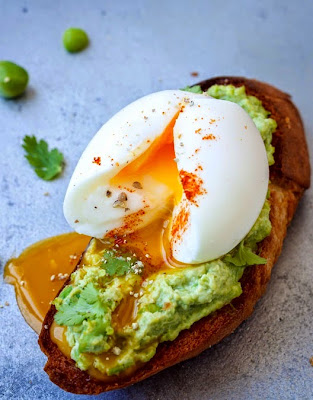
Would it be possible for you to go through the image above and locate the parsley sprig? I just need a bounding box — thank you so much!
[22,135,64,180]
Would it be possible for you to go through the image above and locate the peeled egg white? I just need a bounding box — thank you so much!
[169,97,269,263]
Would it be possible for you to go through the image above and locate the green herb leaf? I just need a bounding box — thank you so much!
[102,250,132,277]
[80,282,99,304]
[59,285,73,299]
[180,85,203,94]
[22,135,64,180]
[224,241,267,267]
[55,303,86,326]
[54,283,107,326]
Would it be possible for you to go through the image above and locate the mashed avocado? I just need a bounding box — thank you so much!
[53,85,276,376]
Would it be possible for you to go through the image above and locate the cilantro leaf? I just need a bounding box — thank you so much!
[22,135,64,180]
[102,250,134,277]
[54,303,85,326]
[54,283,107,326]
[80,282,99,304]
[59,285,73,299]
[180,85,203,94]
[224,241,267,267]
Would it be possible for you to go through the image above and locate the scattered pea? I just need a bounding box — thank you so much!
[63,28,89,53]
[0,61,29,99]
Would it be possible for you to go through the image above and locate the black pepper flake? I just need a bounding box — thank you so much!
[106,190,112,198]
[132,181,143,189]
[113,200,126,208]
[118,192,127,202]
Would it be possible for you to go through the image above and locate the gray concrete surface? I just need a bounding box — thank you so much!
[0,0,312,399]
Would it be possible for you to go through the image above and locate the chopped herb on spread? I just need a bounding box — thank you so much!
[102,249,140,276]
[22,135,64,180]
[55,283,107,326]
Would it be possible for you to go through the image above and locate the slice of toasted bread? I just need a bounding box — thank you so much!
[39,77,310,394]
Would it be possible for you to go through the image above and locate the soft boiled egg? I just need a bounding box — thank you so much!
[64,90,269,264]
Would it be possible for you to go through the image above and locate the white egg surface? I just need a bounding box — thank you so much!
[63,90,269,264]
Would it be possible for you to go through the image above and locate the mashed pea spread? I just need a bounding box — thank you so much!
[53,85,276,377]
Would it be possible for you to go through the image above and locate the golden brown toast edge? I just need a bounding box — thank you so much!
[38,77,311,394]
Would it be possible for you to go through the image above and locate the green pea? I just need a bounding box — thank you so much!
[0,61,29,99]
[63,28,89,53]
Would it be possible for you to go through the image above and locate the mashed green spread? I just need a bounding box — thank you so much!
[53,85,276,376]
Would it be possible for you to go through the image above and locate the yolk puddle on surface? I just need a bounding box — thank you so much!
[50,321,72,358]
[4,232,91,334]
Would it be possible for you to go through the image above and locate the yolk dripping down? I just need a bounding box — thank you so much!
[4,233,91,334]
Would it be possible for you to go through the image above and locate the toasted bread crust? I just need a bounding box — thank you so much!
[39,77,311,394]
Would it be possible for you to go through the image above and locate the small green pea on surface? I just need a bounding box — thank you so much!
[63,28,89,53]
[0,61,29,99]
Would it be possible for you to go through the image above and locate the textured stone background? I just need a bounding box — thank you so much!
[0,0,312,399]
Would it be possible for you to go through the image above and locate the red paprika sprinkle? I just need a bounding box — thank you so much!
[171,205,190,241]
[202,134,216,140]
[179,170,207,206]
[92,156,101,166]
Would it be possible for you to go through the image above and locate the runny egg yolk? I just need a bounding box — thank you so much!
[111,112,182,204]
[110,113,184,266]
[111,112,183,217]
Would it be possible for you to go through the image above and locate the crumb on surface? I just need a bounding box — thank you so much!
[57,272,69,280]
[112,346,121,356]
